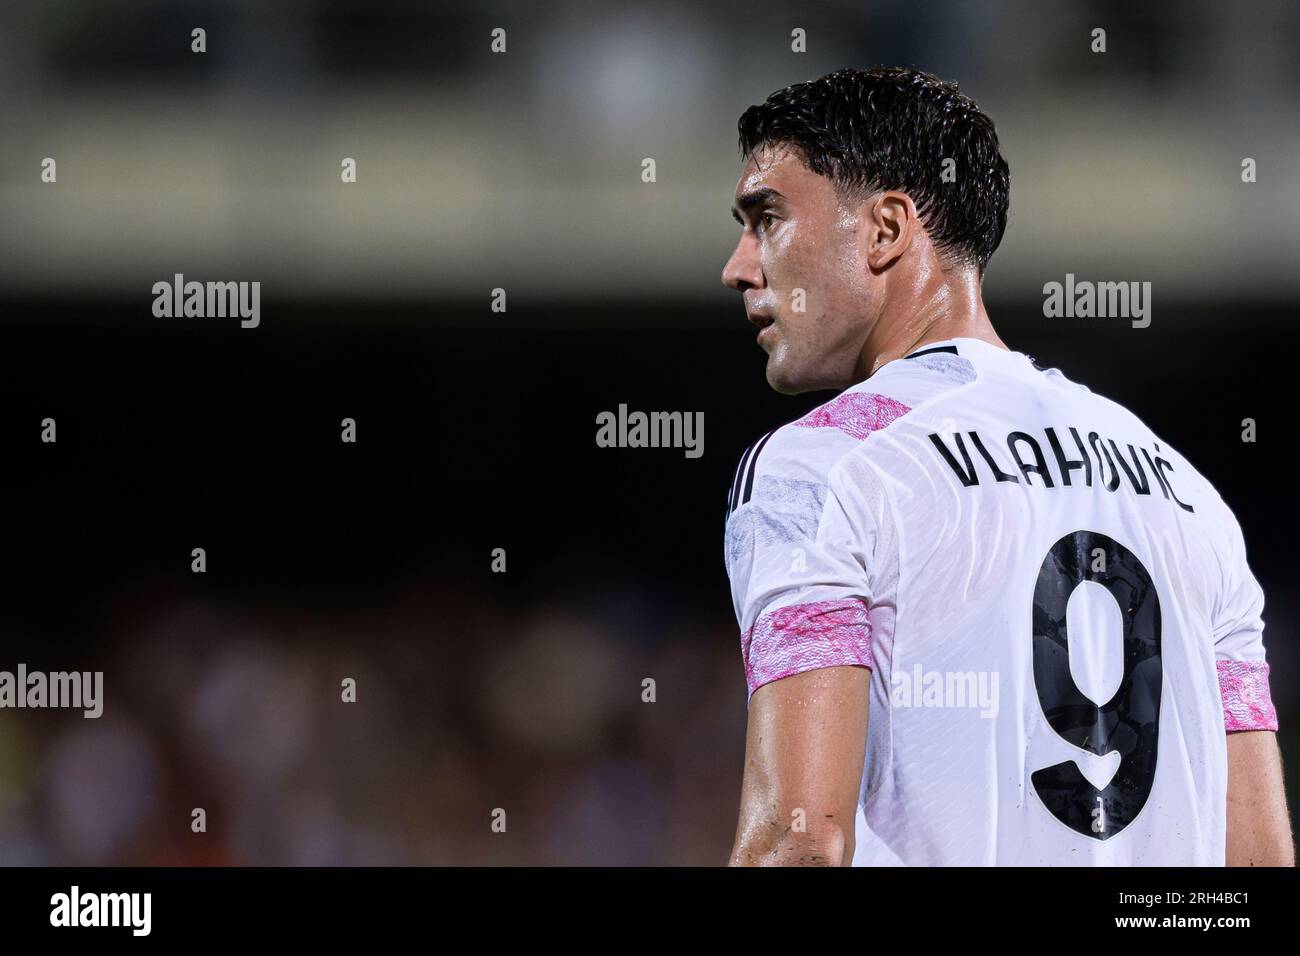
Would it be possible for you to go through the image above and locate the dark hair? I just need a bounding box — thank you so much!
[737,66,1010,272]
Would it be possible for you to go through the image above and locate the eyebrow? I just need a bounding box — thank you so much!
[731,186,785,223]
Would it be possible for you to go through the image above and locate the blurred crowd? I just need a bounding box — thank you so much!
[2,563,1293,866]
[0,574,747,865]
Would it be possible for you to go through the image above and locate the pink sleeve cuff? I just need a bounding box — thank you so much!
[1217,660,1278,732]
[742,599,872,699]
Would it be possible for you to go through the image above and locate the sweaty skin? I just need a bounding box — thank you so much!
[722,143,1294,867]
[722,142,1006,396]
[1226,730,1295,866]
[729,667,869,866]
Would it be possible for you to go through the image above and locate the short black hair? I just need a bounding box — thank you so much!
[737,66,1010,272]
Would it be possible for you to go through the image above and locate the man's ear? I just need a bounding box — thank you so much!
[866,191,919,270]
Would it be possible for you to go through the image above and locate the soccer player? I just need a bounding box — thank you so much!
[721,67,1292,866]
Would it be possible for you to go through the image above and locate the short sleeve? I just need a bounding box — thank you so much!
[724,427,876,700]
[1212,511,1277,732]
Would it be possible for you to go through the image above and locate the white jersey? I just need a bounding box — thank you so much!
[724,337,1276,866]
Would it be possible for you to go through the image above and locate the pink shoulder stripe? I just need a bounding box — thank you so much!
[742,599,872,698]
[1217,660,1278,732]
[793,392,911,441]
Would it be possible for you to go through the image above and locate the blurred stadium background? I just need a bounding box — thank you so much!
[0,0,1296,864]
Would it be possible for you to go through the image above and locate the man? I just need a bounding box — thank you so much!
[721,67,1292,866]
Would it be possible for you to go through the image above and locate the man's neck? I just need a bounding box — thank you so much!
[854,267,1006,379]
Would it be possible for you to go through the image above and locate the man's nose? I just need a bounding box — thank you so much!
[722,234,763,292]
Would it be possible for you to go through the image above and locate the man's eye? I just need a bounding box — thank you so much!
[759,212,777,230]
